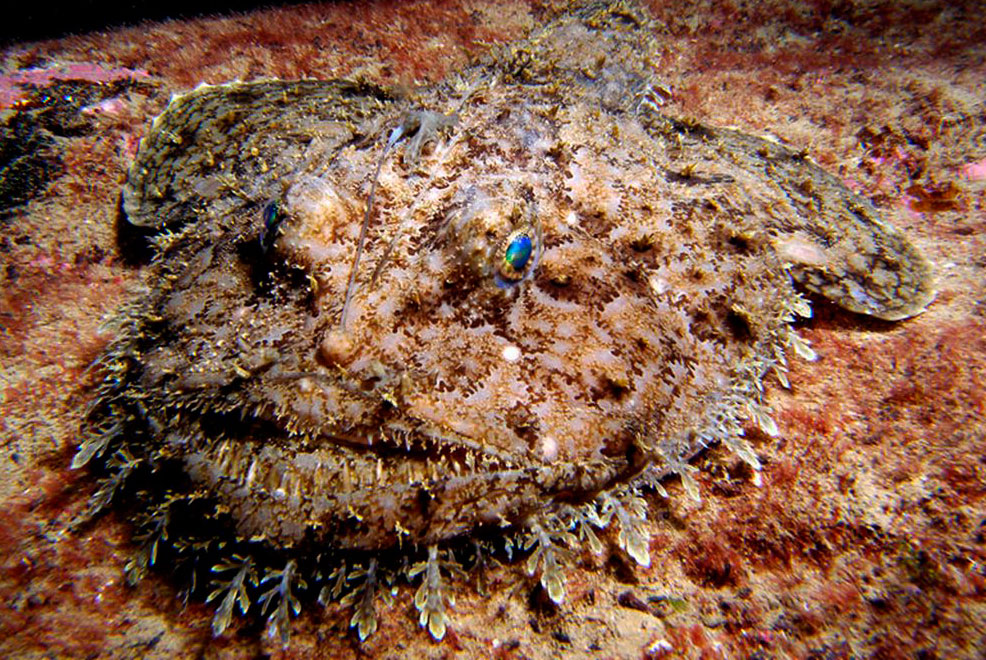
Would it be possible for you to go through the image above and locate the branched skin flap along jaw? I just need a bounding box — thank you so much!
[75,0,934,645]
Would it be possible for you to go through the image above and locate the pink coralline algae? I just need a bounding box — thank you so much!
[0,63,149,110]
[960,158,986,181]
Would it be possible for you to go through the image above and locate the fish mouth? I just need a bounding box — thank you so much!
[176,403,638,551]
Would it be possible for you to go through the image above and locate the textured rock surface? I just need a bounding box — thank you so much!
[1,1,983,658]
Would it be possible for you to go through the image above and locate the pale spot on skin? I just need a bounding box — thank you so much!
[648,274,669,296]
[502,344,521,362]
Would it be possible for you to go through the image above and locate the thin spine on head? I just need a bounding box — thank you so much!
[339,111,459,330]
[338,123,406,330]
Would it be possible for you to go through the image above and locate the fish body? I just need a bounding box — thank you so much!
[77,0,933,641]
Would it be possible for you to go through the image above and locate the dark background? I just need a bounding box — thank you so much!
[2,1,316,45]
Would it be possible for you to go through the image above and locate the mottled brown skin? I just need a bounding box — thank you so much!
[77,0,934,641]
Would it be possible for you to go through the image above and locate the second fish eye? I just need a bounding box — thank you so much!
[259,199,286,253]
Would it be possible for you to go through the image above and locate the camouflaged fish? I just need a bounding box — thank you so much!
[74,0,934,643]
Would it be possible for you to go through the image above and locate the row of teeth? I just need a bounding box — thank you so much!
[206,431,520,501]
[266,399,528,470]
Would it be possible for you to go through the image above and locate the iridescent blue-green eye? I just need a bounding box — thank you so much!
[496,227,539,287]
[259,200,285,253]
[504,233,532,271]
[263,200,280,228]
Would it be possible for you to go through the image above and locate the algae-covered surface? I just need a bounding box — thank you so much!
[1,1,984,658]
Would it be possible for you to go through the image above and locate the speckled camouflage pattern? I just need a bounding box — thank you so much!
[74,0,934,643]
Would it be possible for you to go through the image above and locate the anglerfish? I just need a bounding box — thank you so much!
[75,0,935,643]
